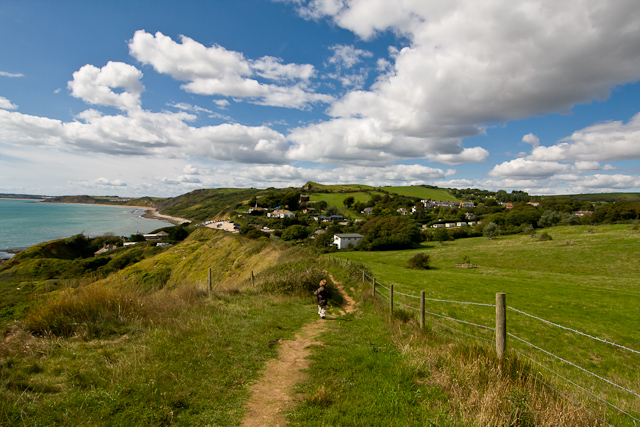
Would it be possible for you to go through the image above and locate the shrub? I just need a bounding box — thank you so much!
[406,253,430,270]
[537,232,552,241]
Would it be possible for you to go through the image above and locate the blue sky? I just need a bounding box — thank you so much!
[1,0,640,197]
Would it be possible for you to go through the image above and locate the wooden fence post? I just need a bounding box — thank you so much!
[208,267,212,295]
[251,270,255,287]
[496,293,507,359]
[420,291,425,329]
[390,284,394,316]
[373,277,376,299]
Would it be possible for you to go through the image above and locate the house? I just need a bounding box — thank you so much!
[143,231,169,241]
[445,223,455,228]
[362,207,374,215]
[527,202,540,207]
[465,212,476,220]
[314,214,344,222]
[94,244,117,255]
[299,194,310,204]
[574,210,593,216]
[397,208,408,216]
[456,222,467,227]
[459,201,475,209]
[333,233,364,250]
[431,223,445,228]
[267,209,295,219]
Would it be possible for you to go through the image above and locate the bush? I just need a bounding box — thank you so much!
[406,253,430,270]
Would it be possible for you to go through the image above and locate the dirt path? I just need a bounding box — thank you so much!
[240,273,356,427]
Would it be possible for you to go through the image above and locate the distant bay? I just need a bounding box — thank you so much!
[0,199,172,255]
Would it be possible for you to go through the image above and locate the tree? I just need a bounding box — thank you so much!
[359,216,421,250]
[281,224,309,241]
[434,228,449,243]
[483,222,500,239]
[325,205,340,216]
[343,195,355,209]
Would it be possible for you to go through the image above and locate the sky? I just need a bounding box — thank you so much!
[1,0,640,197]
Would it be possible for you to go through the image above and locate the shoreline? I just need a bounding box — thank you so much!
[33,200,191,226]
[0,201,192,254]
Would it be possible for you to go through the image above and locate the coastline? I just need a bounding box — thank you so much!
[34,200,191,226]
[0,201,192,256]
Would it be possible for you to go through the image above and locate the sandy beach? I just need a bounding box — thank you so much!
[34,200,192,226]
[141,208,191,225]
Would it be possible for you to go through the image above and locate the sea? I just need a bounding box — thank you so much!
[0,199,172,258]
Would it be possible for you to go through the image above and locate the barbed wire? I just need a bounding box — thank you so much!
[512,348,636,424]
[394,290,421,299]
[395,300,420,312]
[508,333,640,399]
[508,307,640,356]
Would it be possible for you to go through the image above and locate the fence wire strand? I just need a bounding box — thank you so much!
[512,348,638,424]
[508,333,640,399]
[508,307,640,356]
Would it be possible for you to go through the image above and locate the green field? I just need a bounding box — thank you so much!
[330,224,640,419]
[381,186,459,201]
[309,191,382,207]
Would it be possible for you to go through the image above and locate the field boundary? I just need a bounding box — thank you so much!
[326,255,640,426]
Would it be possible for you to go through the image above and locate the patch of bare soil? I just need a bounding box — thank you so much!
[240,274,356,427]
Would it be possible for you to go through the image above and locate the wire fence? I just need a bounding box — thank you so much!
[328,255,640,426]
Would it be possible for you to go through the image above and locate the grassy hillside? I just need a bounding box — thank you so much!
[330,224,640,422]
[0,227,617,426]
[0,229,330,425]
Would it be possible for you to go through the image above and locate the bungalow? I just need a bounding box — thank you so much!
[333,233,364,250]
[267,209,296,219]
[431,223,445,229]
[456,222,468,227]
[314,214,344,222]
[94,244,117,255]
[143,231,169,241]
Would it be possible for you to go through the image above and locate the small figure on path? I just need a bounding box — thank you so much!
[314,279,329,319]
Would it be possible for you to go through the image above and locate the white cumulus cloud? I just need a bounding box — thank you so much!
[128,30,330,109]
[0,96,18,110]
[529,112,640,162]
[68,62,144,111]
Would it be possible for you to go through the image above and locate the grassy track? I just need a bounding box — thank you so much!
[329,224,640,421]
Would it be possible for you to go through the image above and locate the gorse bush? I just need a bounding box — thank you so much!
[406,252,431,270]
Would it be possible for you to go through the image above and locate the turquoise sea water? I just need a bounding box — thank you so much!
[0,199,172,254]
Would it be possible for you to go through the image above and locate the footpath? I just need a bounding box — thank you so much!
[240,274,357,427]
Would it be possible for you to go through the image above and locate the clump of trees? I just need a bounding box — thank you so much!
[358,216,422,250]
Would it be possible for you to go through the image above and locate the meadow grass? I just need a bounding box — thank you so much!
[329,224,640,423]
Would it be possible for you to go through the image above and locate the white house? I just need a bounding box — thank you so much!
[267,209,295,219]
[333,233,364,249]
